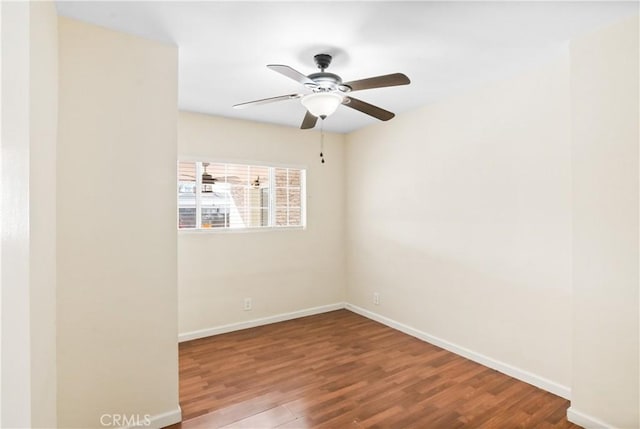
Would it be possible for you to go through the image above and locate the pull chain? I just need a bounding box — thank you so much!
[320,118,325,164]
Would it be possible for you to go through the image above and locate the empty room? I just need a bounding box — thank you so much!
[2,1,638,429]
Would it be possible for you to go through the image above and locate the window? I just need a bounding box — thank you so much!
[178,161,306,230]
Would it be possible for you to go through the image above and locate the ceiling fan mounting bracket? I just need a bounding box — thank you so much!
[314,54,333,71]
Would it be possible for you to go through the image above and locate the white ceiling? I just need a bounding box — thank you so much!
[56,1,638,134]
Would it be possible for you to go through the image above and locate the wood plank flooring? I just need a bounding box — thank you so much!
[168,310,580,429]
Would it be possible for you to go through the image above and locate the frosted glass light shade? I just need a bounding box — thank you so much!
[301,92,343,118]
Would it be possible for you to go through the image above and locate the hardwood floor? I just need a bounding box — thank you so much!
[169,310,580,429]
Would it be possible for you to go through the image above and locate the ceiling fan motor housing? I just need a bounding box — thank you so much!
[314,54,333,71]
[309,54,351,92]
[307,72,344,91]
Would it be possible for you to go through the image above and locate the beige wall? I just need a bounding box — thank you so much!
[29,2,58,427]
[346,57,573,393]
[178,112,346,336]
[1,1,32,426]
[569,16,639,428]
[57,17,180,428]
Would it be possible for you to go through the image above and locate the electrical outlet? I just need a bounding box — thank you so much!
[243,297,252,311]
[373,292,380,305]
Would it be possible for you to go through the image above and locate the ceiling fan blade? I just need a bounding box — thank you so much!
[344,97,395,121]
[343,73,410,92]
[267,64,317,86]
[233,93,302,109]
[300,110,318,129]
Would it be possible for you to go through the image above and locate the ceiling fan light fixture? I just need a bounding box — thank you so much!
[301,92,343,118]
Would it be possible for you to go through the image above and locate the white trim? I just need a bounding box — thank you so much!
[345,303,571,400]
[119,406,182,429]
[269,165,275,228]
[178,155,308,171]
[567,407,617,429]
[301,169,307,228]
[178,302,346,342]
[194,161,202,229]
[178,225,306,234]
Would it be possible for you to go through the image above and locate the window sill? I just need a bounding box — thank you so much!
[178,226,306,234]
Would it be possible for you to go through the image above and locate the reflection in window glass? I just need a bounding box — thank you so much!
[177,161,305,230]
[274,168,303,228]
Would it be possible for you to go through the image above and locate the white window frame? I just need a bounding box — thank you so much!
[177,159,307,232]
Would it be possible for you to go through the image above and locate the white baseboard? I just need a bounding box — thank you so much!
[120,406,182,429]
[178,302,346,342]
[567,407,616,429]
[345,303,571,400]
[150,407,182,429]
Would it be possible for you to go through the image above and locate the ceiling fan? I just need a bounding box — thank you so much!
[201,163,218,185]
[199,163,242,186]
[233,54,410,129]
